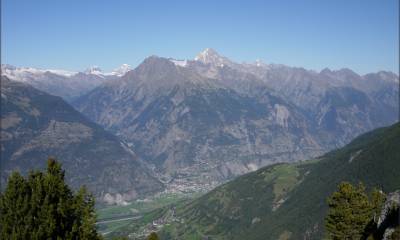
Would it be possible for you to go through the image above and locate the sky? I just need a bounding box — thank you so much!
[2,0,399,74]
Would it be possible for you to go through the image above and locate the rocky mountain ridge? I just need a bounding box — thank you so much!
[73,49,399,193]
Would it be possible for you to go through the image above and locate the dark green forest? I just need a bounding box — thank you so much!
[0,159,101,240]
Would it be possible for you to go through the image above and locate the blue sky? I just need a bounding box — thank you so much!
[2,0,399,74]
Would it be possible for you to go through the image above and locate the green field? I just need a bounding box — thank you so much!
[96,193,200,236]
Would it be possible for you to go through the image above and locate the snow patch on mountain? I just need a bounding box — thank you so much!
[1,64,135,80]
[84,66,103,75]
[1,64,77,81]
[169,59,188,67]
[194,48,233,67]
[109,64,132,76]
[46,69,77,77]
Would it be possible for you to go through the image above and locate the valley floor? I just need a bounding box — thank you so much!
[96,192,201,237]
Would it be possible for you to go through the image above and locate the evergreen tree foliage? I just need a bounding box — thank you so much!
[364,189,387,239]
[0,158,102,240]
[325,182,400,240]
[370,188,386,222]
[147,232,160,240]
[325,182,374,240]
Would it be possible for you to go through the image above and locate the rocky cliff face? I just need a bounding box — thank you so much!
[0,76,163,203]
[73,49,399,192]
[378,191,400,240]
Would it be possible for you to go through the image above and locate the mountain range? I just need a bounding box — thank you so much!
[73,49,399,196]
[1,48,399,203]
[1,64,132,101]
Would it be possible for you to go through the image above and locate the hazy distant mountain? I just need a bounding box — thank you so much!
[0,76,162,204]
[1,64,132,101]
[73,49,398,192]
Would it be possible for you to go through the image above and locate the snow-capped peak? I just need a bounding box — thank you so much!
[110,64,132,76]
[194,48,232,67]
[84,66,103,75]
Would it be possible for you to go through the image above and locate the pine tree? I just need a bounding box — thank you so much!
[0,172,31,239]
[325,182,373,240]
[73,187,100,239]
[0,158,102,240]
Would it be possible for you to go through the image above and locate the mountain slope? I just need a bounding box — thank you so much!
[0,76,163,203]
[145,122,400,240]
